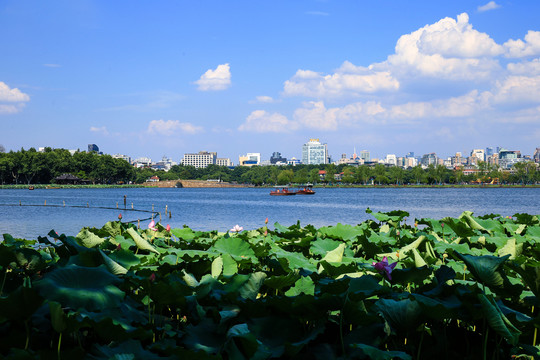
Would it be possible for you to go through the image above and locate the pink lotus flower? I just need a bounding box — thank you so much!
[372,256,397,280]
[230,224,243,233]
[149,273,156,282]
[265,217,269,224]
[166,224,171,232]
[148,220,158,231]
[118,213,122,220]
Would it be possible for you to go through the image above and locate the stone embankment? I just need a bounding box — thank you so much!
[142,180,252,188]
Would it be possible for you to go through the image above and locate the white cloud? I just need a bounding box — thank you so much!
[489,75,540,104]
[284,62,399,98]
[90,126,109,135]
[0,104,21,114]
[147,120,203,135]
[195,63,231,91]
[478,1,500,12]
[507,58,540,75]
[0,82,30,102]
[385,13,503,80]
[254,95,275,103]
[504,31,540,58]
[293,101,339,130]
[238,110,294,133]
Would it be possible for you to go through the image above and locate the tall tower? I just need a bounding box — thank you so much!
[302,139,328,165]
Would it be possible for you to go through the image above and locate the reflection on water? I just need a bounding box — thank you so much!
[0,187,538,239]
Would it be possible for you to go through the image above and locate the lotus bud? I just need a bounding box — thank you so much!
[166,224,171,232]
[149,273,156,282]
[265,217,269,224]
[118,213,122,220]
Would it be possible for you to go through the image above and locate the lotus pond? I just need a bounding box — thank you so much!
[1,209,540,359]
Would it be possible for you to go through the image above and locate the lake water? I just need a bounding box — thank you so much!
[0,187,538,239]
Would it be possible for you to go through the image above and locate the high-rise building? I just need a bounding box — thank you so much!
[385,154,397,166]
[302,139,328,165]
[533,148,540,163]
[486,147,494,156]
[88,144,99,153]
[270,152,287,164]
[360,150,370,162]
[420,153,438,167]
[471,149,485,162]
[182,151,217,168]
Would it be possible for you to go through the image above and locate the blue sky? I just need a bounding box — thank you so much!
[1,0,539,163]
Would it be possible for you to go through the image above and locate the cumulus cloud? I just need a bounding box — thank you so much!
[284,62,399,98]
[489,75,540,104]
[0,82,30,114]
[0,82,30,102]
[507,58,540,75]
[195,63,231,91]
[147,120,203,135]
[478,1,500,12]
[238,110,294,132]
[90,126,109,135]
[293,101,339,130]
[504,31,540,58]
[385,13,503,80]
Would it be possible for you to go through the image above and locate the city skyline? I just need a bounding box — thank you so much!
[1,1,539,161]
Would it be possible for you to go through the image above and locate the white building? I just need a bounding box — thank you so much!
[133,157,152,168]
[302,139,328,165]
[471,149,485,163]
[112,154,132,164]
[216,158,232,167]
[182,151,217,168]
[385,154,397,166]
[238,153,261,166]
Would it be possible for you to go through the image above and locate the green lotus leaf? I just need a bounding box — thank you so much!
[126,228,159,254]
[513,213,539,226]
[412,294,461,320]
[366,208,409,225]
[272,246,317,272]
[441,217,476,238]
[478,293,521,345]
[351,343,412,360]
[99,249,128,275]
[454,252,510,288]
[225,323,270,360]
[211,256,223,277]
[35,265,125,311]
[321,243,345,263]
[109,248,141,269]
[285,276,315,297]
[171,227,196,241]
[11,247,46,272]
[412,248,427,267]
[318,223,363,241]
[110,235,136,250]
[222,253,238,276]
[0,279,43,321]
[239,271,266,300]
[211,236,256,261]
[309,238,343,258]
[498,238,523,260]
[391,266,432,284]
[347,275,387,300]
[90,339,164,360]
[375,298,423,332]
[265,271,301,290]
[76,228,105,248]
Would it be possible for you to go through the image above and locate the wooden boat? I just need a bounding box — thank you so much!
[296,186,315,195]
[28,186,34,190]
[270,187,296,196]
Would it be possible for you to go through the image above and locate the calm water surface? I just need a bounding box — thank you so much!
[0,187,538,239]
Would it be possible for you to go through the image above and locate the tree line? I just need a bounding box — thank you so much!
[0,148,538,185]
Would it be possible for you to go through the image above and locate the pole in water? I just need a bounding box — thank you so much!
[116,202,118,209]
[159,212,162,222]
[19,200,21,206]
[137,219,140,228]
[87,202,89,208]
[45,200,46,206]
[124,195,127,209]
[131,202,134,209]
[63,201,65,207]
[169,210,172,218]
[152,204,154,212]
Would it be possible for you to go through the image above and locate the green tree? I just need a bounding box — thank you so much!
[277,169,294,185]
[412,165,424,185]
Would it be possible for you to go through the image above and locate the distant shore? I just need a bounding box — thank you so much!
[1,182,538,189]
